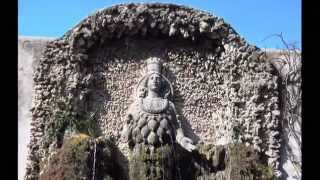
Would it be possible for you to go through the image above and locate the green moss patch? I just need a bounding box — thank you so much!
[39,133,92,180]
[39,134,124,180]
[129,144,176,180]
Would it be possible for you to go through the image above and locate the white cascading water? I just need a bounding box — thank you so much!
[92,141,97,180]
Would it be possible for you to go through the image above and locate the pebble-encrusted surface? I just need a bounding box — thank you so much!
[25,3,282,179]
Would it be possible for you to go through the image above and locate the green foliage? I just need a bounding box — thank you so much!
[39,134,92,180]
[45,98,102,150]
[39,133,122,180]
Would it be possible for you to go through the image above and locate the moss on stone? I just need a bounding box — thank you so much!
[186,143,275,180]
[39,133,92,180]
[226,143,274,180]
[39,135,275,180]
[129,144,176,180]
[39,133,124,180]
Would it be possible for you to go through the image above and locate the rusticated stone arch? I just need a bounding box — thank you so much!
[64,3,230,56]
[26,3,282,179]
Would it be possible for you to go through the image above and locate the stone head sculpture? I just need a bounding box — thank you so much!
[136,57,173,100]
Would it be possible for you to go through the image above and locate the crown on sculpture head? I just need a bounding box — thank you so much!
[146,57,162,74]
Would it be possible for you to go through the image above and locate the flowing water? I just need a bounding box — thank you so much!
[92,141,97,180]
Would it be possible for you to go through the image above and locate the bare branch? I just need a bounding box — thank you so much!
[263,33,301,179]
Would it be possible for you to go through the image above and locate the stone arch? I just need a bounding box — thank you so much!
[63,3,231,56]
[26,3,282,179]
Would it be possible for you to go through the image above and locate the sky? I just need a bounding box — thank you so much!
[18,0,301,49]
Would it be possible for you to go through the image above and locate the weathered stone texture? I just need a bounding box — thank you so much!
[266,49,301,180]
[21,3,299,180]
[18,36,54,180]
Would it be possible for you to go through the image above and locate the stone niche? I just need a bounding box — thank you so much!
[25,3,282,180]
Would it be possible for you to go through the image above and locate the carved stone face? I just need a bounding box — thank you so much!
[147,73,161,92]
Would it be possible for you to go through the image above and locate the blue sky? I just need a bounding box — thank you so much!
[18,0,301,49]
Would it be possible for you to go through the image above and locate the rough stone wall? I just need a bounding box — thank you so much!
[266,50,301,180]
[21,3,297,180]
[18,40,301,180]
[18,36,54,180]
